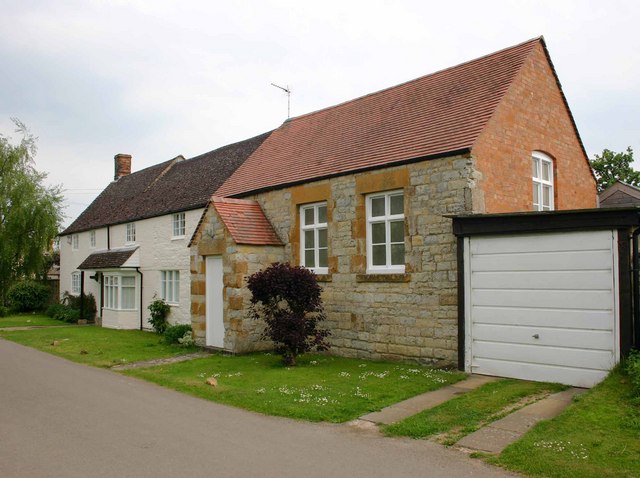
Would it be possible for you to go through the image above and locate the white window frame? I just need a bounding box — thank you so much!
[71,271,81,295]
[172,213,186,239]
[89,230,96,248]
[125,223,136,244]
[72,234,79,251]
[300,202,329,274]
[366,190,405,274]
[160,270,180,304]
[532,152,554,211]
[103,273,137,310]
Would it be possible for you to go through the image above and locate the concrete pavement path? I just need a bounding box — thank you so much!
[0,338,520,478]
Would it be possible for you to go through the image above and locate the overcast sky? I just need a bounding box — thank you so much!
[1,0,639,227]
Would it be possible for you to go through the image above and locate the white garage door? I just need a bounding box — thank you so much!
[465,230,619,388]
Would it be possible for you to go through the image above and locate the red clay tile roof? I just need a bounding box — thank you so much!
[61,131,272,236]
[216,38,542,198]
[211,197,282,245]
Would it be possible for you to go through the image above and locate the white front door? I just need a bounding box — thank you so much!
[205,255,224,348]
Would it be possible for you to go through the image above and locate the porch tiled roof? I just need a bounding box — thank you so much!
[212,197,283,246]
[216,38,542,198]
[77,247,137,270]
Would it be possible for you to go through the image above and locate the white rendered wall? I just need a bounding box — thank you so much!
[108,208,203,328]
[58,227,107,303]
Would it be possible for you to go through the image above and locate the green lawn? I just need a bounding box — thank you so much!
[0,325,198,367]
[0,314,68,328]
[492,368,640,478]
[384,379,566,445]
[123,353,466,422]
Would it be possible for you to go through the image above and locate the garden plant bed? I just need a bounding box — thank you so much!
[122,352,466,422]
[0,325,199,367]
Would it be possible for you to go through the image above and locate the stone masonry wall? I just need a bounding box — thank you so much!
[248,154,478,366]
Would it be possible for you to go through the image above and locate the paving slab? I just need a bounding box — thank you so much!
[111,351,210,370]
[360,374,498,425]
[455,387,584,454]
[457,426,521,454]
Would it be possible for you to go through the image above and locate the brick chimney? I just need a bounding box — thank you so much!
[114,154,132,180]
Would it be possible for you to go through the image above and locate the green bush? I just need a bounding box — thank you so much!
[178,330,194,347]
[7,281,50,312]
[45,303,67,318]
[46,303,81,323]
[626,349,640,398]
[61,292,97,320]
[0,305,9,317]
[164,324,192,345]
[148,297,171,334]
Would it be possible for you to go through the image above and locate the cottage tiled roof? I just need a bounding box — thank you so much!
[216,38,543,198]
[61,131,272,235]
[211,197,283,245]
[77,247,137,270]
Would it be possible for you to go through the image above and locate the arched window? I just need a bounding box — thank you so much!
[532,152,554,211]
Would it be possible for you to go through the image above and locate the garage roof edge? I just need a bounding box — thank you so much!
[450,207,640,236]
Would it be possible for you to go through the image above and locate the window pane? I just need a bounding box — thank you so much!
[532,157,539,178]
[304,230,315,248]
[317,205,327,223]
[305,249,315,268]
[122,276,135,286]
[533,183,540,206]
[390,220,404,243]
[371,222,385,244]
[122,287,135,309]
[371,197,385,217]
[319,248,328,268]
[390,194,403,215]
[543,185,551,208]
[318,228,327,248]
[304,207,314,226]
[391,243,405,266]
[372,245,386,266]
[542,161,551,181]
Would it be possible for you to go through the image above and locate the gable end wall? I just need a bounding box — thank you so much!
[472,42,597,212]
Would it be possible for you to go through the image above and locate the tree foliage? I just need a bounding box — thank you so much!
[247,262,330,366]
[590,147,639,192]
[0,119,63,303]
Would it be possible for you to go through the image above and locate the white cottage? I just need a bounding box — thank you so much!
[59,132,270,329]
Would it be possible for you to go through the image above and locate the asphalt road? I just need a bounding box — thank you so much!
[0,338,519,478]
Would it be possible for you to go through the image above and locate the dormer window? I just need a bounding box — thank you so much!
[532,152,554,211]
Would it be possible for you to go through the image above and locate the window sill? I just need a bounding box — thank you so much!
[171,236,185,241]
[314,274,332,282]
[356,273,410,283]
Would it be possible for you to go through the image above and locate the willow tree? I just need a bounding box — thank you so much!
[0,120,63,303]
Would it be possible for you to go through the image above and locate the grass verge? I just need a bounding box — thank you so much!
[0,314,68,328]
[491,368,640,478]
[0,325,198,367]
[122,353,465,422]
[384,379,566,444]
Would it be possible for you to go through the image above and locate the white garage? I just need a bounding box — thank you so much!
[453,209,639,388]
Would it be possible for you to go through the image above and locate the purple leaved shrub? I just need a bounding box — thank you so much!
[246,262,330,366]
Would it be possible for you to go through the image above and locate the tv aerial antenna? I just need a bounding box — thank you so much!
[271,83,291,118]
